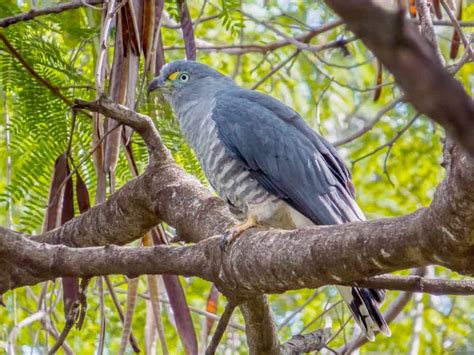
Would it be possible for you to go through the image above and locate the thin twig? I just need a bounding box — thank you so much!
[313,52,375,70]
[251,50,300,90]
[65,109,77,159]
[326,316,351,345]
[408,291,424,354]
[40,317,74,355]
[301,300,343,333]
[193,0,209,28]
[315,78,334,135]
[351,274,474,295]
[334,98,404,147]
[205,301,237,355]
[47,316,75,354]
[351,114,420,165]
[278,291,320,330]
[97,277,106,355]
[304,52,396,93]
[7,311,49,353]
[106,288,246,331]
[0,33,77,108]
[46,123,122,210]
[441,0,474,59]
[163,19,343,55]
[0,0,105,28]
[161,14,220,29]
[104,276,141,353]
[242,10,346,54]
[431,20,474,27]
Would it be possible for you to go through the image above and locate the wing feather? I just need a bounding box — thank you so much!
[212,88,364,225]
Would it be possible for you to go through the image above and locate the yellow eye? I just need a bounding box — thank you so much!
[168,72,179,81]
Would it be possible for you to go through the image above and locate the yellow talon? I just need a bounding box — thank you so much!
[219,215,258,251]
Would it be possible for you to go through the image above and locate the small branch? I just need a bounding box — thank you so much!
[205,301,237,355]
[280,328,331,354]
[7,310,49,353]
[0,33,75,107]
[95,0,117,94]
[40,317,74,355]
[164,37,357,55]
[352,274,474,295]
[251,50,300,90]
[108,289,246,331]
[324,0,474,157]
[163,20,343,55]
[301,300,342,333]
[415,0,444,64]
[0,0,105,28]
[408,292,424,354]
[431,20,474,27]
[351,113,419,165]
[47,316,75,355]
[104,277,141,353]
[241,11,347,54]
[278,291,320,330]
[441,0,474,60]
[334,98,403,147]
[177,0,196,61]
[73,96,170,161]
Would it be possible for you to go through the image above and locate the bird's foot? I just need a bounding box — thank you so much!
[219,215,258,252]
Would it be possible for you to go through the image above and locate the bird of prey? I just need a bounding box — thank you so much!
[149,60,390,341]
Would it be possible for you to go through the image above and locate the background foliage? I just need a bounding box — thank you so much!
[0,0,473,353]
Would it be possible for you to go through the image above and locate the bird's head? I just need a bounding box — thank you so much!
[148,60,233,104]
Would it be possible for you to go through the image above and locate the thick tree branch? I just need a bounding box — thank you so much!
[3,227,474,297]
[323,0,474,156]
[0,227,212,289]
[1,101,473,298]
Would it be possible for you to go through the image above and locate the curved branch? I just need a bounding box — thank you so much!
[323,0,474,156]
[74,97,170,161]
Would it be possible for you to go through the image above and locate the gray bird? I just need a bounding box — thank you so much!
[149,60,391,341]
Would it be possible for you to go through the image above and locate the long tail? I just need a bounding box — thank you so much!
[337,286,391,341]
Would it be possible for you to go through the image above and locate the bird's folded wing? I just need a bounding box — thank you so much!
[212,88,364,225]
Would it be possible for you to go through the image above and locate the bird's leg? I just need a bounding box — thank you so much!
[220,215,258,251]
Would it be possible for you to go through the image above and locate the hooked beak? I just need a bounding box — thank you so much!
[148,77,166,93]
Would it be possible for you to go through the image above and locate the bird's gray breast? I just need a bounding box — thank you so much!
[175,99,276,217]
